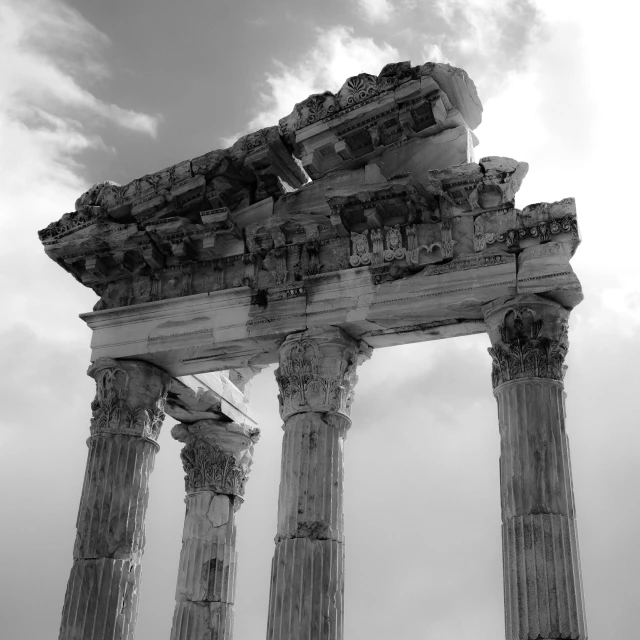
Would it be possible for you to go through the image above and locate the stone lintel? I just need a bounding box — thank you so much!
[81,255,581,377]
[79,254,521,376]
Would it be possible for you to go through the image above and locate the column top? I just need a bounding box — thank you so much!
[483,294,570,389]
[87,357,170,443]
[275,327,369,422]
[172,418,260,497]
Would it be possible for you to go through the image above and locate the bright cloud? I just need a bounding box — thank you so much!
[0,0,160,339]
[222,26,398,144]
[355,0,395,24]
[0,0,160,148]
[421,43,449,63]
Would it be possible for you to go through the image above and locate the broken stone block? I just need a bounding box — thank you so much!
[517,241,583,307]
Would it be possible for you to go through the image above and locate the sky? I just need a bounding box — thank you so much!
[0,0,639,638]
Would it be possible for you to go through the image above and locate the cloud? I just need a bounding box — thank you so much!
[0,0,161,339]
[221,26,398,144]
[421,43,449,63]
[0,0,160,144]
[430,0,545,94]
[222,1,546,148]
[355,0,395,24]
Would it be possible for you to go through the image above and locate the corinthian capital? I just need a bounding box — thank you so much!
[483,295,570,389]
[275,327,371,422]
[87,358,171,443]
[171,419,260,498]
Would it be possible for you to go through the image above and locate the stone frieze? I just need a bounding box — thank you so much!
[38,60,582,366]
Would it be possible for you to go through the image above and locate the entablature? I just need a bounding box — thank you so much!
[38,59,582,378]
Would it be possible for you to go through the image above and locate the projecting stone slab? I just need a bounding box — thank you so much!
[167,372,258,426]
[516,241,583,308]
[374,125,475,181]
[279,61,481,180]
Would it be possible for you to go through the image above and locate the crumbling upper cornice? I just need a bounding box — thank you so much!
[279,61,482,139]
[37,60,582,375]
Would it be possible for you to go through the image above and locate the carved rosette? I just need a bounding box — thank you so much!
[88,358,170,445]
[275,327,370,422]
[484,296,570,389]
[171,420,260,498]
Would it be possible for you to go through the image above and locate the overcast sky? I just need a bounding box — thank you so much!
[1,0,639,638]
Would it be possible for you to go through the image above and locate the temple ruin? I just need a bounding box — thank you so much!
[39,60,588,640]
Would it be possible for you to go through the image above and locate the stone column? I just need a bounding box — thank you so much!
[266,327,370,640]
[59,358,170,640]
[484,295,588,640]
[170,419,260,640]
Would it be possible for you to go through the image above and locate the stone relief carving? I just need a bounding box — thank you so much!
[172,420,260,497]
[179,440,249,496]
[90,366,168,442]
[38,58,577,316]
[278,60,478,145]
[304,241,322,276]
[349,230,371,266]
[487,308,568,389]
[275,331,362,421]
[475,213,577,252]
[44,160,577,312]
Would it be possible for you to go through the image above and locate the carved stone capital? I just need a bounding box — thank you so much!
[483,295,570,389]
[87,358,171,444]
[275,327,371,422]
[171,419,260,498]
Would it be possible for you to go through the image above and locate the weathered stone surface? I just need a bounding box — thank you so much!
[59,359,170,640]
[173,493,237,603]
[39,58,589,640]
[373,125,475,181]
[170,419,259,640]
[266,328,367,640]
[60,558,141,640]
[278,61,481,179]
[172,602,234,640]
[503,514,586,640]
[172,419,259,497]
[484,295,587,640]
[267,538,344,640]
[79,250,518,376]
[276,412,348,543]
[168,371,260,426]
[275,327,369,421]
[73,434,157,561]
[516,241,583,308]
[484,295,570,388]
[38,63,579,369]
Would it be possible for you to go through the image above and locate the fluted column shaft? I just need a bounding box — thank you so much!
[170,419,259,640]
[267,327,369,640]
[59,358,170,640]
[484,295,587,640]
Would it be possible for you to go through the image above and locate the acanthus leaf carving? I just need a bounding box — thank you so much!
[173,420,260,497]
[180,440,250,496]
[275,331,363,421]
[89,366,168,443]
[487,308,568,389]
